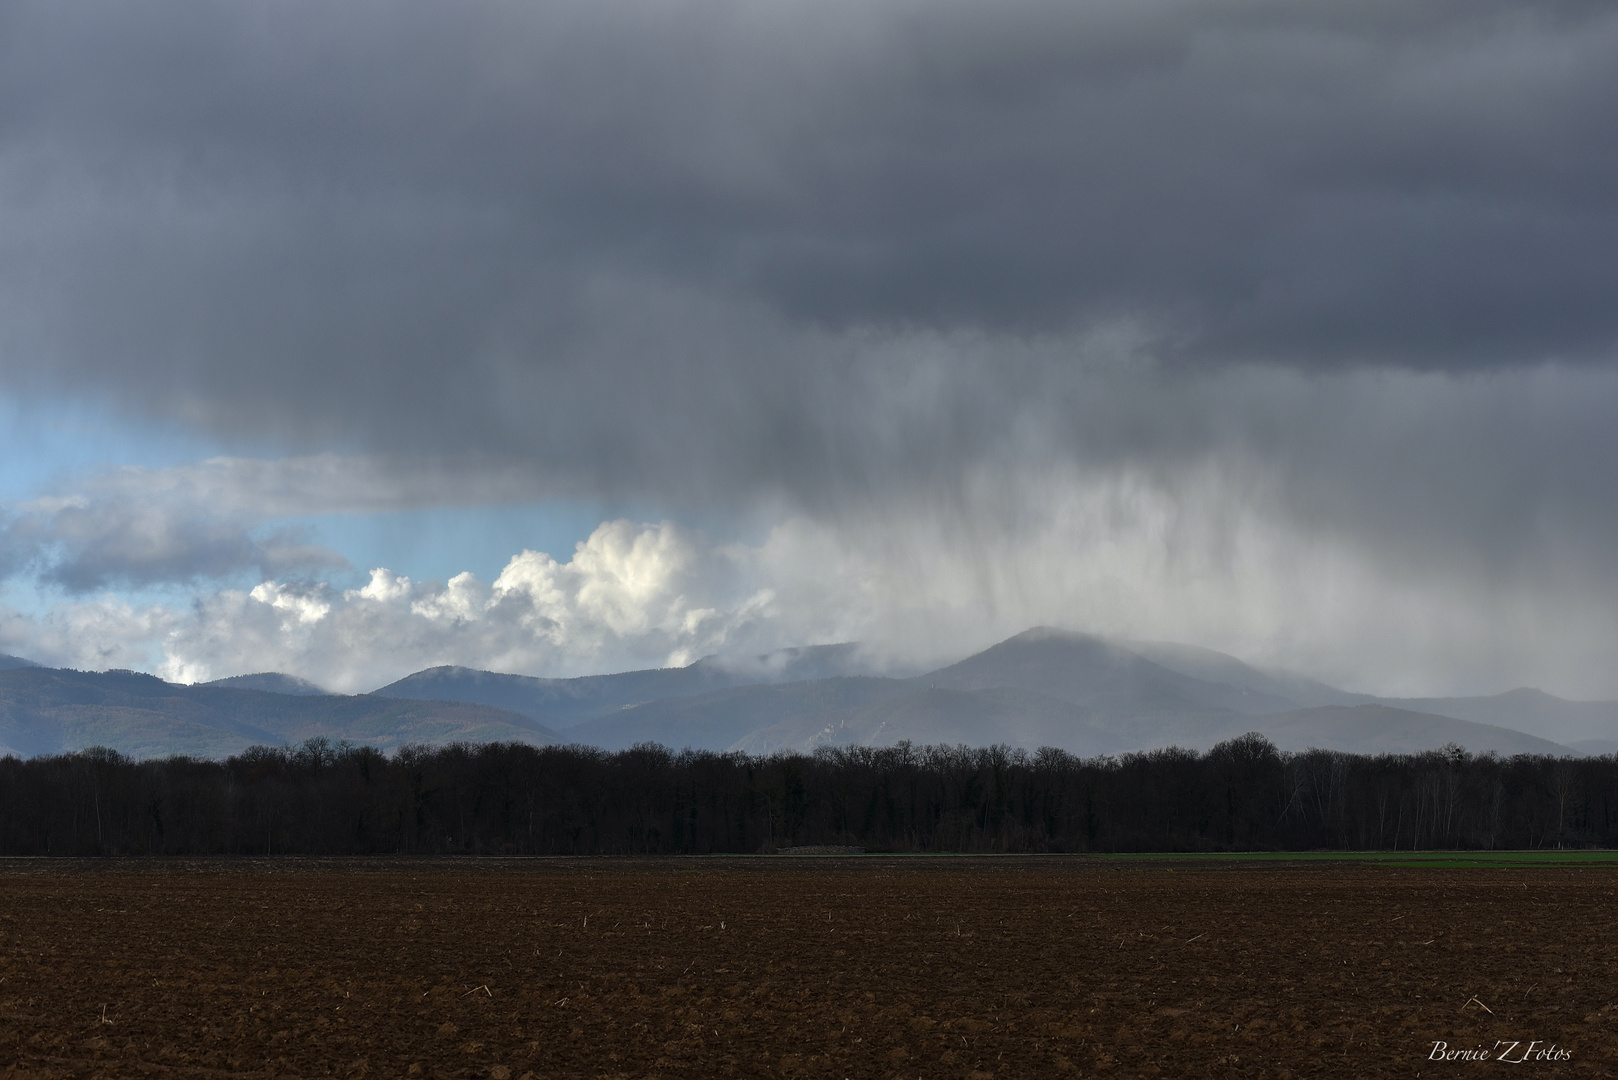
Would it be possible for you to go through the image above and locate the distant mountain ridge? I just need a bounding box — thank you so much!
[1,630,1611,760]
[0,666,557,760]
[508,628,1590,758]
[372,643,876,729]
[1256,704,1569,757]
[1379,688,1618,745]
[566,676,907,752]
[915,628,1299,717]
[1122,639,1368,708]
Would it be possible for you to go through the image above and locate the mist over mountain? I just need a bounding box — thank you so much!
[915,628,1301,717]
[554,628,1581,758]
[1570,740,1618,757]
[1121,640,1368,710]
[1255,705,1568,757]
[204,672,330,696]
[1379,689,1618,747]
[0,655,40,672]
[690,644,892,684]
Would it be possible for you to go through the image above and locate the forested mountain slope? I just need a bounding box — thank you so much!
[0,667,556,759]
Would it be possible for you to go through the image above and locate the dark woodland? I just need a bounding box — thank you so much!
[1,736,1613,856]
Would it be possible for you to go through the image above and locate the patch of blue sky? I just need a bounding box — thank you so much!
[0,577,62,621]
[1,498,664,628]
[0,392,224,501]
[263,500,629,589]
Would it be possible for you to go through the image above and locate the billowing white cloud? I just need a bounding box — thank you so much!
[0,596,175,673]
[150,520,777,691]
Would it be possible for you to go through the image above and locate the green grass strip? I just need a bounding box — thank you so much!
[1090,849,1618,868]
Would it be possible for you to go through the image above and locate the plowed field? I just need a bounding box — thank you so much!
[0,858,1612,1078]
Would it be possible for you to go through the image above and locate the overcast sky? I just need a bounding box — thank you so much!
[1,0,1615,695]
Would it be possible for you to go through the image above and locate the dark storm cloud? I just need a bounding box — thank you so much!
[3,1,1614,449]
[2,0,1617,622]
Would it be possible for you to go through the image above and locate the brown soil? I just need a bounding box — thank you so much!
[0,858,1611,1078]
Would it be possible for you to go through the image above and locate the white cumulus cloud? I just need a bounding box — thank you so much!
[148,520,778,691]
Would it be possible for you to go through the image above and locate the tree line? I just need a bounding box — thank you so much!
[0,734,1613,856]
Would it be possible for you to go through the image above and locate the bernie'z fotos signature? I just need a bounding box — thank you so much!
[1429,1040,1572,1064]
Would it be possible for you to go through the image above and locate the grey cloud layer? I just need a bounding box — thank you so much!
[1,1,1616,692]
[7,477,1618,696]
[2,0,1615,485]
[0,500,342,592]
[0,454,560,591]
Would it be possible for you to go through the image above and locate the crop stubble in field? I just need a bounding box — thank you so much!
[0,858,1612,1078]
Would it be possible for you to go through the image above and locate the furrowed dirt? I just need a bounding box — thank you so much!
[0,858,1612,1078]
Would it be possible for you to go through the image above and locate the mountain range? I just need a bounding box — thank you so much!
[1,629,1611,760]
[0,664,557,760]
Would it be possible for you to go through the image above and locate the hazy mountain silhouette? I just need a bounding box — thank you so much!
[565,676,905,752]
[532,628,1581,757]
[0,654,40,672]
[372,664,733,730]
[1379,688,1618,746]
[1123,639,1368,708]
[913,627,1302,717]
[719,685,1571,759]
[691,644,882,683]
[731,685,1119,756]
[372,643,876,729]
[1569,739,1618,757]
[1256,704,1571,756]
